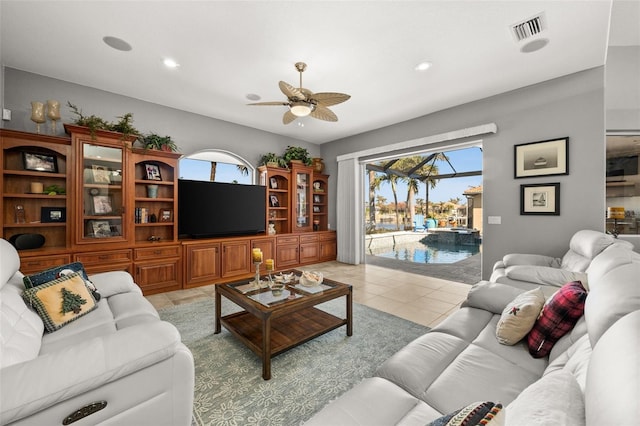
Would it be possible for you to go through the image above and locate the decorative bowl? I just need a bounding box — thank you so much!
[275,272,295,283]
[299,271,323,287]
[270,282,285,296]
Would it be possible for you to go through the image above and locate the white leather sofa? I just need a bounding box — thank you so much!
[0,239,195,426]
[305,245,640,425]
[490,229,632,295]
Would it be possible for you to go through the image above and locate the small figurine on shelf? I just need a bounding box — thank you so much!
[268,223,276,235]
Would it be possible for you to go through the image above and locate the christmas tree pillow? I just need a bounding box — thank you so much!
[22,272,97,333]
[23,261,101,301]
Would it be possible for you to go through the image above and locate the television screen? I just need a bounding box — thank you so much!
[606,155,638,178]
[178,179,266,238]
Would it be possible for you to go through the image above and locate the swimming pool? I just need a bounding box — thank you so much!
[368,241,480,264]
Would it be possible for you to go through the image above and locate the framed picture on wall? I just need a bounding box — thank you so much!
[514,137,569,178]
[520,183,560,215]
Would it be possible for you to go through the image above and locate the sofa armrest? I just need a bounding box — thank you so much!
[504,265,588,288]
[502,253,560,268]
[463,281,526,314]
[0,321,182,424]
[89,271,142,298]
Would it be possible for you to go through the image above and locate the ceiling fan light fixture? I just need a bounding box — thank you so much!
[290,101,313,117]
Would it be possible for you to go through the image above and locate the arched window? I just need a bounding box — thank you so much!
[179,149,254,184]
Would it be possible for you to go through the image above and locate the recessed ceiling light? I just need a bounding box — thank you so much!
[414,61,432,72]
[103,36,132,52]
[246,93,261,101]
[520,38,549,53]
[163,58,180,68]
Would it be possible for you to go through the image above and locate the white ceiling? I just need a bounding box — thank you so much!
[1,1,638,145]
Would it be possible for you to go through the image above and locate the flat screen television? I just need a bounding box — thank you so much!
[606,155,638,179]
[178,179,266,238]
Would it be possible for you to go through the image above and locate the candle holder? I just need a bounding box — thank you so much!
[253,261,263,288]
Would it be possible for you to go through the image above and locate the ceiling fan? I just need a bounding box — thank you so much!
[248,62,351,125]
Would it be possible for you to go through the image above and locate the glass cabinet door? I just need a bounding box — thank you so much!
[293,167,312,232]
[80,143,126,241]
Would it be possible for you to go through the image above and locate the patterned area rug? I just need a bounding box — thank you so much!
[159,297,429,426]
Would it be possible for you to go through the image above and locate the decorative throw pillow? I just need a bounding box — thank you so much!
[527,281,587,358]
[427,401,504,426]
[24,261,101,301]
[22,272,97,333]
[496,287,545,345]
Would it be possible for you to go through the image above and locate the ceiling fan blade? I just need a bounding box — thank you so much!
[283,110,297,125]
[279,81,306,101]
[310,105,338,122]
[311,92,351,107]
[247,101,288,106]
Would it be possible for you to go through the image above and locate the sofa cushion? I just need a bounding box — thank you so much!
[583,246,640,346]
[428,401,504,426]
[24,261,101,300]
[22,272,97,332]
[496,287,545,345]
[527,281,587,358]
[506,370,585,426]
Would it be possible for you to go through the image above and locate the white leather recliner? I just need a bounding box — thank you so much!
[490,229,633,294]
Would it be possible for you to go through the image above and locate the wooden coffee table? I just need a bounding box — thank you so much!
[214,270,352,380]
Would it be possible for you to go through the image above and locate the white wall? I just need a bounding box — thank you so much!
[321,67,606,278]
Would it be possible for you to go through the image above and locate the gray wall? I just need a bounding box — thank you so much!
[1,68,319,171]
[321,67,606,278]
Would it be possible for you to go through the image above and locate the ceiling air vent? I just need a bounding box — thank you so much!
[511,13,546,42]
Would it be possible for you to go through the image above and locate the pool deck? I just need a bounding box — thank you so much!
[365,231,482,285]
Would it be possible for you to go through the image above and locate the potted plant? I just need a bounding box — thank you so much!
[139,132,178,152]
[259,152,286,168]
[67,102,140,141]
[283,146,312,166]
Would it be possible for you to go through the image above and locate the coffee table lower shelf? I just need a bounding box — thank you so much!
[221,306,347,358]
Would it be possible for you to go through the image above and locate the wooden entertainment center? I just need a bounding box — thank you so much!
[1,127,336,295]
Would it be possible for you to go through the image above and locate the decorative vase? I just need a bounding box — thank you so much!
[147,185,159,198]
[312,158,325,173]
[46,100,61,135]
[30,101,45,134]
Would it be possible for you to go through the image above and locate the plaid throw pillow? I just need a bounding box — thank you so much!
[527,281,587,358]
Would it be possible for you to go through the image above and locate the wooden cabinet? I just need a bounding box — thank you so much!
[312,174,329,231]
[319,232,337,261]
[73,249,133,275]
[134,244,181,294]
[250,237,275,272]
[276,235,299,267]
[291,163,313,233]
[130,149,179,244]
[183,241,221,288]
[260,166,291,235]
[19,253,72,275]
[69,125,132,246]
[1,129,72,250]
[299,234,319,263]
[221,239,251,278]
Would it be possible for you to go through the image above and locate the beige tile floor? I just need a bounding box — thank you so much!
[146,261,471,328]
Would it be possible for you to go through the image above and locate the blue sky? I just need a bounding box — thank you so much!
[179,159,252,184]
[372,147,482,204]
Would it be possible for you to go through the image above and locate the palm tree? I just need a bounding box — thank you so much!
[368,170,384,228]
[378,173,401,230]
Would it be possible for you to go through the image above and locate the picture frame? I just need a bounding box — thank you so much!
[22,152,58,173]
[90,220,112,238]
[269,177,278,189]
[144,163,162,181]
[313,195,321,203]
[41,207,66,223]
[269,195,280,207]
[159,208,173,222]
[520,183,560,215]
[313,206,320,213]
[91,165,111,184]
[92,195,114,215]
[514,137,569,178]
